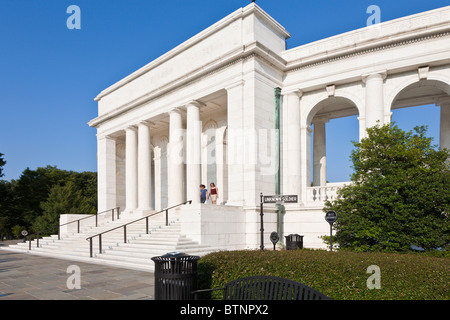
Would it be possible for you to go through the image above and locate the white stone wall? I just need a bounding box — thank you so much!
[90,3,450,252]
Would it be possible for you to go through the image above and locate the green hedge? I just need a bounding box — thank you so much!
[197,249,449,300]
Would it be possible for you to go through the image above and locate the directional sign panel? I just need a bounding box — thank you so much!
[325,211,338,225]
[263,195,298,204]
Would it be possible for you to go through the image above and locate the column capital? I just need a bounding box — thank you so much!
[225,80,245,91]
[185,100,205,109]
[437,96,450,107]
[96,133,117,141]
[312,117,330,125]
[125,125,137,132]
[282,88,303,98]
[137,120,154,127]
[362,70,387,83]
[168,107,183,115]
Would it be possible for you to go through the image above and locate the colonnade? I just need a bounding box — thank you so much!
[282,71,450,205]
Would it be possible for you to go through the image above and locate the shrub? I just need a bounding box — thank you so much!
[197,250,449,300]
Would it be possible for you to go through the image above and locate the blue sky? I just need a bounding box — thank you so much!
[0,0,448,182]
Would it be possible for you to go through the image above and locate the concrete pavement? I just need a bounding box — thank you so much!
[0,241,155,300]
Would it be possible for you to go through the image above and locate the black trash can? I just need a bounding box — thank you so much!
[151,252,200,300]
[285,234,304,250]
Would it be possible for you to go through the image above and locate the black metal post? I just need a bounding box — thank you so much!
[28,236,31,250]
[89,238,93,257]
[260,193,264,251]
[112,208,115,221]
[99,234,102,254]
[96,213,98,227]
[124,225,127,243]
[146,217,149,234]
[77,220,80,233]
[36,233,39,248]
[330,224,333,252]
[166,209,169,226]
[58,225,61,240]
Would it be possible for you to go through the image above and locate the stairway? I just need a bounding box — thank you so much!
[1,216,220,272]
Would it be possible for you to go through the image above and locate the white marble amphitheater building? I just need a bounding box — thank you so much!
[88,3,450,252]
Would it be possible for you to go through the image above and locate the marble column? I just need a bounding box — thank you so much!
[137,121,152,214]
[225,81,245,206]
[216,126,227,204]
[186,101,202,204]
[153,146,162,211]
[364,72,386,129]
[313,119,327,186]
[439,98,450,152]
[97,135,117,213]
[300,125,312,204]
[285,90,302,198]
[125,126,138,213]
[168,108,185,206]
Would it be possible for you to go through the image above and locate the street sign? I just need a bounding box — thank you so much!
[263,195,298,204]
[325,211,337,252]
[325,211,338,225]
[21,230,28,237]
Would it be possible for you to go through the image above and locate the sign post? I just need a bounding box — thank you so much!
[325,211,337,251]
[260,193,264,251]
[260,194,298,251]
[270,232,279,251]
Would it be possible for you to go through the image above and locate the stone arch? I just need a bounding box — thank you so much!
[389,78,450,111]
[304,92,361,186]
[305,93,362,127]
[387,76,450,150]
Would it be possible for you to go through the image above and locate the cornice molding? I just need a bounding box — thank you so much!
[285,30,450,73]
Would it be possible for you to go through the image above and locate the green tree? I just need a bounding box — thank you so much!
[12,166,70,227]
[0,153,5,178]
[32,181,96,234]
[324,122,450,252]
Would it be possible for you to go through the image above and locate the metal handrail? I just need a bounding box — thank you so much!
[25,225,59,251]
[23,207,120,251]
[86,200,192,258]
[58,207,120,239]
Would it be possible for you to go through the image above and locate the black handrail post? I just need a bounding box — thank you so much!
[96,213,98,227]
[124,225,127,243]
[89,238,93,258]
[117,207,120,220]
[166,209,169,226]
[36,233,39,248]
[28,235,31,250]
[77,220,80,233]
[112,208,114,222]
[99,234,102,254]
[146,217,149,234]
[58,225,61,240]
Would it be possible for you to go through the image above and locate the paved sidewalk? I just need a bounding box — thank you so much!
[0,241,154,300]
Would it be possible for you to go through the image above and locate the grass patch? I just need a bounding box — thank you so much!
[197,249,449,300]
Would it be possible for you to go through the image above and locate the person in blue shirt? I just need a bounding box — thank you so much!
[200,184,209,204]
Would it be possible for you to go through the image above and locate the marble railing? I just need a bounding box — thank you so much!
[306,182,350,205]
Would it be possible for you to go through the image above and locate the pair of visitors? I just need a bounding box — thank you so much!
[199,183,219,204]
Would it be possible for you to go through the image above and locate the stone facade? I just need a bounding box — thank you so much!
[89,3,450,250]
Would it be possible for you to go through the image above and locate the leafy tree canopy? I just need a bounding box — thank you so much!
[0,153,5,178]
[324,122,450,252]
[0,163,97,237]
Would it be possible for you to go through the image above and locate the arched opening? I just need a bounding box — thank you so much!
[308,96,360,187]
[390,79,450,151]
